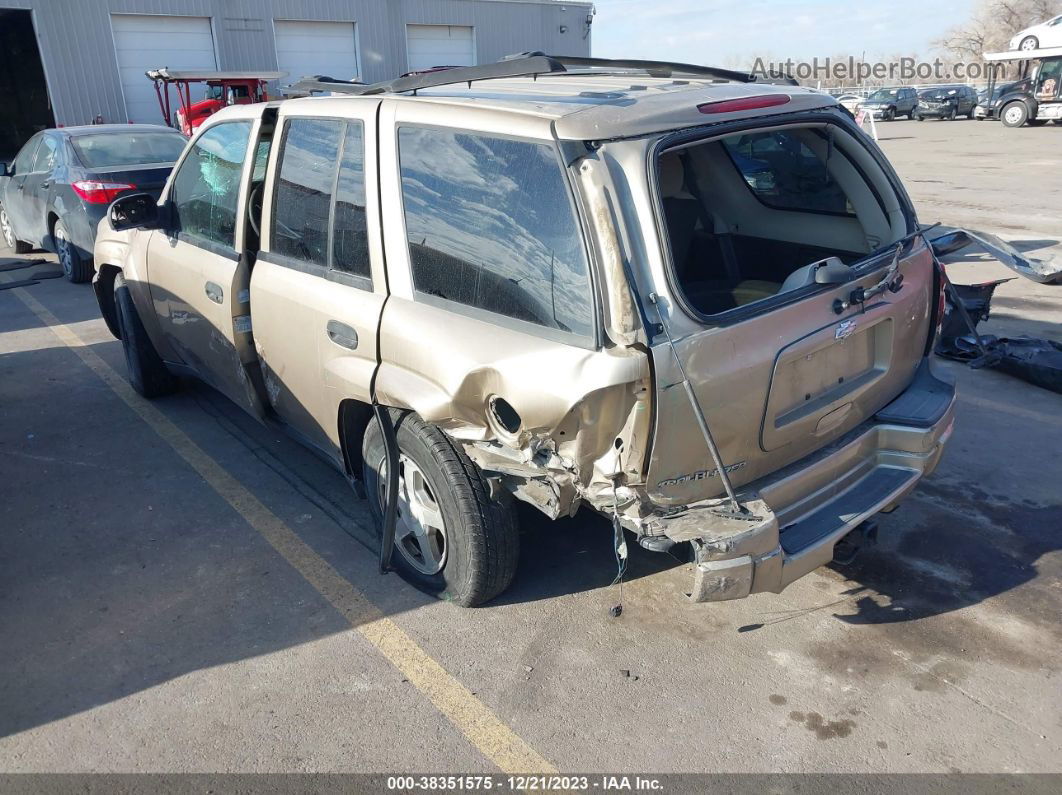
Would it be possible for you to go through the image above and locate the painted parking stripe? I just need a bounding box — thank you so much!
[5,281,555,776]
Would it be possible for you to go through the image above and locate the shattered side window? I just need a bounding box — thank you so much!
[169,121,251,249]
[397,127,593,340]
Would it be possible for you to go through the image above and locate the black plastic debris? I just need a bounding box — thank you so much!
[936,279,1062,395]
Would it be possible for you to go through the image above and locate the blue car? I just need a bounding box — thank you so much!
[0,124,186,282]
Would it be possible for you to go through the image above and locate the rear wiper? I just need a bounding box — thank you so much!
[833,223,939,315]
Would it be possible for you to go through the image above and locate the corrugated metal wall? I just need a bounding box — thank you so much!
[9,0,592,127]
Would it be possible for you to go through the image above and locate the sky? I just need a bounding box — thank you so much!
[591,0,979,67]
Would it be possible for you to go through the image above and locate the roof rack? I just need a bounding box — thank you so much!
[285,53,796,97]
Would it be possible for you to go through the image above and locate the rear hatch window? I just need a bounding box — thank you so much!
[71,132,187,168]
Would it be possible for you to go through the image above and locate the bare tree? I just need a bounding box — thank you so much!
[937,0,1062,59]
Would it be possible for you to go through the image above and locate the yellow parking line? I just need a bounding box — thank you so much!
[6,281,555,775]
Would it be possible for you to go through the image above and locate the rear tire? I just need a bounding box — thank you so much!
[1019,36,1038,51]
[362,410,518,606]
[0,203,31,253]
[54,218,93,283]
[113,271,178,398]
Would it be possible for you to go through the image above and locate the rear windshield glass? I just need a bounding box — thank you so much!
[71,132,187,168]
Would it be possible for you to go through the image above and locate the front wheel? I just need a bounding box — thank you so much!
[1001,102,1029,128]
[362,411,518,606]
[883,107,896,121]
[1019,36,1038,51]
[914,110,923,121]
[54,218,93,283]
[0,203,32,253]
[113,272,178,398]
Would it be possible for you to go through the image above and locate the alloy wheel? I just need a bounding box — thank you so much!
[380,453,448,575]
[55,224,73,277]
[0,207,15,250]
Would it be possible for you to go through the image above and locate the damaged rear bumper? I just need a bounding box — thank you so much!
[646,361,956,602]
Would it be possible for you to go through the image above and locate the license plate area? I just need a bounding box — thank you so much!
[761,315,893,451]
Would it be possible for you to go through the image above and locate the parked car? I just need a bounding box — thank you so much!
[835,93,863,113]
[92,55,956,606]
[914,86,979,120]
[859,86,919,120]
[0,125,186,282]
[1010,13,1062,51]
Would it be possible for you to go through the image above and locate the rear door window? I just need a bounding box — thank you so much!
[397,127,593,341]
[331,122,371,280]
[169,121,251,249]
[721,130,852,216]
[271,118,343,265]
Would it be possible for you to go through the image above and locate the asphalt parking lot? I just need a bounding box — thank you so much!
[1,118,1060,775]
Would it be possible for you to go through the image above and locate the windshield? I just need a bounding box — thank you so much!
[71,132,187,168]
[867,89,898,102]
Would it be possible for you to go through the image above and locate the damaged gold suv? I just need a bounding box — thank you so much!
[93,55,956,606]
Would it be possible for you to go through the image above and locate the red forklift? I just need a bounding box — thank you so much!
[146,68,286,135]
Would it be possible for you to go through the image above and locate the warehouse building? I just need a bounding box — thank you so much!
[0,0,594,155]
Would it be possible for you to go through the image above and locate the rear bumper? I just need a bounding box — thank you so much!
[649,361,956,602]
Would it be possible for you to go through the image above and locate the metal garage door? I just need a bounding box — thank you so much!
[406,25,475,73]
[274,20,359,86]
[111,14,217,124]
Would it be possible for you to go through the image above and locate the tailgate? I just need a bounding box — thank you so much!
[645,242,934,506]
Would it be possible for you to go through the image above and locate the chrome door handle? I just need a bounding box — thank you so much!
[204,281,223,304]
[326,320,358,350]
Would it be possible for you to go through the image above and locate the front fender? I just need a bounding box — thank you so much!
[91,216,175,358]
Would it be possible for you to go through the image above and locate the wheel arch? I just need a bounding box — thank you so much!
[338,398,375,480]
[93,263,122,340]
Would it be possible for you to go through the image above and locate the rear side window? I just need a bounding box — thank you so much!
[271,118,343,265]
[169,121,251,249]
[397,127,593,340]
[30,136,59,172]
[332,122,370,279]
[721,130,852,216]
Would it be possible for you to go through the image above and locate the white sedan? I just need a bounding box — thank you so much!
[835,93,863,113]
[1010,14,1062,51]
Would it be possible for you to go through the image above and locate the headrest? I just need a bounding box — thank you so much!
[659,153,686,199]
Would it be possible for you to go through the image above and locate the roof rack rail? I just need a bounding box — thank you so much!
[285,53,796,97]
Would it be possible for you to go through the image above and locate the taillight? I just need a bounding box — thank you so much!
[925,258,948,355]
[698,95,791,114]
[71,180,137,204]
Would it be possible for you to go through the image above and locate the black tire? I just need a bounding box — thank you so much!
[362,410,518,606]
[1000,101,1029,128]
[884,107,895,121]
[1027,119,1048,127]
[113,271,178,398]
[54,218,93,283]
[946,107,956,121]
[0,203,32,253]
